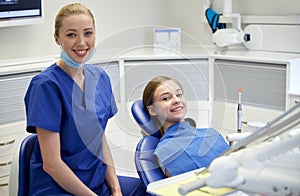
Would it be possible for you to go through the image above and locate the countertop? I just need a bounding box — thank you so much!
[1,45,300,75]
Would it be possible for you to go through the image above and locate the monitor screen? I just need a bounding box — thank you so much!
[0,0,42,27]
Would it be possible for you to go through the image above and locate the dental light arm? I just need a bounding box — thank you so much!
[206,133,300,194]
[179,134,300,195]
[178,103,300,195]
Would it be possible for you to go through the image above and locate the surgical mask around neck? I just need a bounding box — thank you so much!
[60,49,96,68]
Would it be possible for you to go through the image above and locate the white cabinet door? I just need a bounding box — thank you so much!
[213,59,286,134]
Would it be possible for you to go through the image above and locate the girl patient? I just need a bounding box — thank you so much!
[142,76,229,177]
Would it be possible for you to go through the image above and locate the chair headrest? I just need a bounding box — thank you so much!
[131,100,161,137]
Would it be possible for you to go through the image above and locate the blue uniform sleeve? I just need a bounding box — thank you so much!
[25,76,62,133]
[95,68,118,119]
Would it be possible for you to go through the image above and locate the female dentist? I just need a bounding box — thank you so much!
[24,3,146,196]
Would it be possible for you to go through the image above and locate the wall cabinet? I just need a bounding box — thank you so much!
[210,52,300,136]
[214,60,286,110]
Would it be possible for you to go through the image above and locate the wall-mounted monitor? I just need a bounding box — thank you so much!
[0,0,43,28]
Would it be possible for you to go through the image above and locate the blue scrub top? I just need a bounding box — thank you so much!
[153,122,229,176]
[24,63,117,195]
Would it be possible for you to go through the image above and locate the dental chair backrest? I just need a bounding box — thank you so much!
[131,100,161,138]
[131,100,166,188]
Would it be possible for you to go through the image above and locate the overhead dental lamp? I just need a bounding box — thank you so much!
[212,28,250,47]
[205,0,250,47]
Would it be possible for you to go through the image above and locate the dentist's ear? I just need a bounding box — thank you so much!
[54,34,60,45]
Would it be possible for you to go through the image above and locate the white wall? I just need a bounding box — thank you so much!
[163,0,300,46]
[0,0,164,59]
[213,0,300,15]
[0,0,299,60]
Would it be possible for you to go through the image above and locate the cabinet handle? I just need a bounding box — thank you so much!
[0,139,15,146]
[0,160,12,167]
[0,182,8,187]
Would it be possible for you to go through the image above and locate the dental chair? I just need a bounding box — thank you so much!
[131,100,166,189]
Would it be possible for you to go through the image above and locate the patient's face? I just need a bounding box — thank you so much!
[149,80,187,130]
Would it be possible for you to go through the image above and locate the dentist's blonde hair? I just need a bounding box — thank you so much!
[54,3,95,38]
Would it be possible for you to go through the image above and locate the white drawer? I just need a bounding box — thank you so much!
[0,121,26,137]
[0,176,9,196]
[0,133,26,156]
[0,154,13,177]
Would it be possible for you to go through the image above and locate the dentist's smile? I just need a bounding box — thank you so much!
[73,49,88,57]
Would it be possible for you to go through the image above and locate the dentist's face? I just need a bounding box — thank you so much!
[148,80,187,130]
[55,14,95,64]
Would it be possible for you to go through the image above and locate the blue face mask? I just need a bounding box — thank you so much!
[60,49,96,68]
